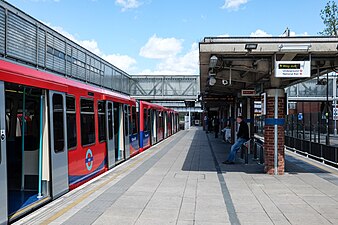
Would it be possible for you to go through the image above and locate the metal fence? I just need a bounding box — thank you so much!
[286,113,338,166]
[284,113,338,146]
[254,113,338,167]
[0,1,131,94]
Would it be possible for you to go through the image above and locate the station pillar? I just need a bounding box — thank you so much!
[242,98,254,139]
[263,89,285,175]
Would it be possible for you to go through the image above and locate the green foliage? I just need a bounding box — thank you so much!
[320,1,338,36]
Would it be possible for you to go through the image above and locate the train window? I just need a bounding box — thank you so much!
[108,102,113,140]
[53,94,65,152]
[81,98,95,146]
[66,96,77,150]
[98,101,106,142]
[143,109,148,131]
[132,106,138,134]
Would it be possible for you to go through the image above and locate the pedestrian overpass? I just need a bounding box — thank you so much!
[130,75,201,112]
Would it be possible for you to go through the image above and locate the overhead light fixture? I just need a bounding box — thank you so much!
[209,76,216,86]
[279,44,311,52]
[245,43,258,51]
[209,55,218,68]
[208,71,216,86]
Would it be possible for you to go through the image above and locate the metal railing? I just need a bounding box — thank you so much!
[253,137,265,165]
[285,136,338,167]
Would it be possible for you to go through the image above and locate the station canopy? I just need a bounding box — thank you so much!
[199,36,338,107]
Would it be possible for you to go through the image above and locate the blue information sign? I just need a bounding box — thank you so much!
[298,113,303,121]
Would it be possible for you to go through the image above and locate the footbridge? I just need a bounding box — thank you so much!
[130,75,201,112]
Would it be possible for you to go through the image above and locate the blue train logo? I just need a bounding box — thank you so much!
[85,149,94,171]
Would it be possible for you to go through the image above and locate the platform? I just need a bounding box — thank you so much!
[13,127,338,225]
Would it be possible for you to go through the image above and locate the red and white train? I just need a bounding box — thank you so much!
[0,60,179,224]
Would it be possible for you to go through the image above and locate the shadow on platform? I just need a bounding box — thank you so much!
[181,128,330,175]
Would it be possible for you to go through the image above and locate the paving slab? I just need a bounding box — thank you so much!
[13,127,338,225]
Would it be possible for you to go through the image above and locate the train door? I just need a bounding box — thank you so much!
[114,103,125,163]
[0,82,7,225]
[173,114,176,133]
[168,113,171,136]
[5,84,50,220]
[106,101,115,169]
[143,109,151,148]
[130,106,139,155]
[158,111,163,141]
[164,112,168,138]
[124,105,130,159]
[152,110,157,144]
[169,113,174,135]
[49,91,68,199]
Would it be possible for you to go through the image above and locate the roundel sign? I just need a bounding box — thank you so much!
[85,149,93,171]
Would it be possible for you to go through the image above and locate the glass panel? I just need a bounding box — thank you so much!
[132,106,137,134]
[67,114,77,149]
[114,103,120,160]
[98,101,106,142]
[66,96,76,111]
[98,101,105,113]
[144,109,148,131]
[81,99,95,146]
[53,94,64,152]
[66,96,76,150]
[81,99,94,112]
[81,114,95,146]
[124,105,129,136]
[108,102,113,140]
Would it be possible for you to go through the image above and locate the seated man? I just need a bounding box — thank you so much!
[223,116,249,164]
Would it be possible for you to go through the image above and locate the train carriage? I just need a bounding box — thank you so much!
[0,59,181,224]
[0,60,140,222]
[139,101,178,152]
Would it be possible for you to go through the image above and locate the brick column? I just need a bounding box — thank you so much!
[263,89,285,175]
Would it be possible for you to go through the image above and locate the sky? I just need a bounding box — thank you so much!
[6,0,329,75]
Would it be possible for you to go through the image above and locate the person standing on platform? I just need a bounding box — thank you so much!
[223,116,249,164]
[214,117,220,138]
[204,115,209,133]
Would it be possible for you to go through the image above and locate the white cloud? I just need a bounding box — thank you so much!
[250,29,272,37]
[221,0,248,10]
[44,23,137,72]
[139,42,199,75]
[249,29,309,37]
[115,0,142,11]
[42,24,198,75]
[139,34,183,59]
[103,54,137,72]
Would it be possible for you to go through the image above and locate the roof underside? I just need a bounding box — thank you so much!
[199,37,338,106]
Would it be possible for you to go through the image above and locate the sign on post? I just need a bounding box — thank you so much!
[333,107,338,121]
[275,61,311,78]
[241,89,257,96]
[298,113,303,121]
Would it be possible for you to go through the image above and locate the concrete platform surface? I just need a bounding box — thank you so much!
[13,127,338,225]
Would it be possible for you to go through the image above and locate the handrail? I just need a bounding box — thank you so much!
[253,136,265,164]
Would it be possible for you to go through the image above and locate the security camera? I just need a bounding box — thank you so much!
[222,80,229,85]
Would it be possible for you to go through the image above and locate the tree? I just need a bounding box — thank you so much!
[320,1,338,36]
